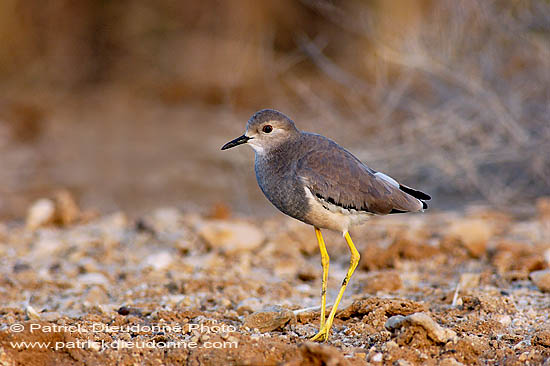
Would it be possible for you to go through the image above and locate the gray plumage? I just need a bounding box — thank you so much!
[222,109,431,233]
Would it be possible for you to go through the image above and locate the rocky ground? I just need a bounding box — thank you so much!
[1,194,550,365]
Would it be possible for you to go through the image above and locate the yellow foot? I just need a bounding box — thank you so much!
[310,326,330,342]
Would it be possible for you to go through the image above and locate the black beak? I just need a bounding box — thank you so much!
[221,134,251,150]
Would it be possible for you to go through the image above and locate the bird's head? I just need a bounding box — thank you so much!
[221,109,300,154]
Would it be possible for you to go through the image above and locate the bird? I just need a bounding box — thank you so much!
[221,109,431,341]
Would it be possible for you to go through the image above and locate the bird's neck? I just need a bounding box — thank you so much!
[255,139,299,174]
[261,134,302,160]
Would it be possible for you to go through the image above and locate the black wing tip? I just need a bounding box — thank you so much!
[389,208,407,214]
[399,184,431,201]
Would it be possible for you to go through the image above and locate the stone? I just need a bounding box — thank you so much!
[395,360,412,366]
[440,358,465,366]
[370,353,383,363]
[96,212,129,230]
[33,237,63,256]
[208,203,231,220]
[274,261,299,278]
[88,341,102,352]
[385,312,457,343]
[283,343,351,366]
[94,212,129,246]
[78,272,109,287]
[147,207,183,232]
[41,312,62,322]
[544,249,550,268]
[459,273,480,290]
[197,219,265,254]
[25,305,41,320]
[143,251,174,270]
[494,314,512,327]
[338,298,426,320]
[532,330,550,347]
[26,198,56,230]
[77,257,100,273]
[529,269,550,292]
[492,240,543,275]
[446,219,492,258]
[83,286,109,305]
[54,189,80,225]
[243,305,295,332]
[385,315,406,330]
[236,297,263,315]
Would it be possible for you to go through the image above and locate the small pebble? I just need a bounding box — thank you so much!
[149,208,183,231]
[54,190,80,225]
[446,219,491,258]
[385,315,405,330]
[529,269,550,292]
[236,297,262,315]
[439,358,465,366]
[41,312,61,322]
[143,251,174,271]
[78,273,109,287]
[494,314,512,327]
[385,312,457,343]
[26,199,56,230]
[117,306,141,316]
[459,273,480,290]
[33,238,63,257]
[395,360,412,366]
[25,305,41,320]
[88,341,102,352]
[371,353,383,362]
[83,286,109,305]
[197,220,265,254]
[13,262,31,273]
[243,305,295,333]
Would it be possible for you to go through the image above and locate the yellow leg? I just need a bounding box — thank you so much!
[313,227,329,330]
[311,231,360,342]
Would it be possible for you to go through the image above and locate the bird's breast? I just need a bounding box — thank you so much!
[254,156,309,222]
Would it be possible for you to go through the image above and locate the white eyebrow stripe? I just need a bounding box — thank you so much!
[374,172,399,188]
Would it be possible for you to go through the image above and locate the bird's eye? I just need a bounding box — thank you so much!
[262,125,273,133]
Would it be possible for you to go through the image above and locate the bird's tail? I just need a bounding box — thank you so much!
[399,184,431,209]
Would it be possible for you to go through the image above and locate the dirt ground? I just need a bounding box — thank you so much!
[1,196,550,366]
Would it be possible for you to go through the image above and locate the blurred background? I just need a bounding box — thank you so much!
[0,0,548,219]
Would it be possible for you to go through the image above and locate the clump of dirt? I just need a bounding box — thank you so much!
[1,197,550,365]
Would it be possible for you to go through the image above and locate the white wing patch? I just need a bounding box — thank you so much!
[374,172,399,188]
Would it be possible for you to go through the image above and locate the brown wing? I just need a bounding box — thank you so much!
[295,138,423,215]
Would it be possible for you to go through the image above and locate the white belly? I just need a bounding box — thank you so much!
[302,187,372,233]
